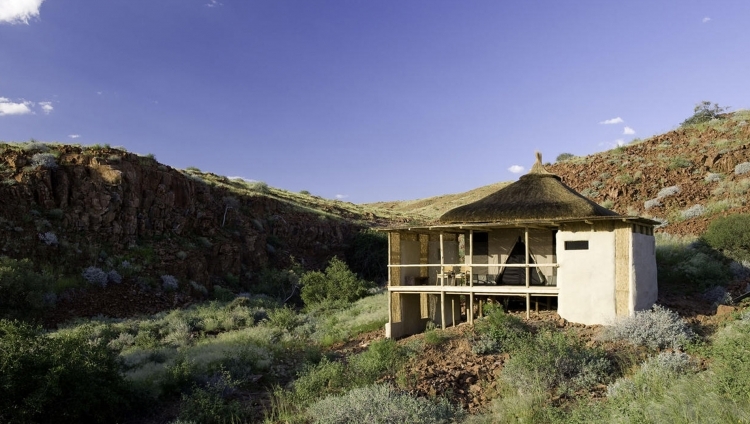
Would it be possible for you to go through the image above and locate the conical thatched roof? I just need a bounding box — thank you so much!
[440,153,620,223]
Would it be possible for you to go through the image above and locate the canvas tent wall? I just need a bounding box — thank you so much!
[496,236,546,285]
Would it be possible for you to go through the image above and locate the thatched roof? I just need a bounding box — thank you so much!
[440,153,620,223]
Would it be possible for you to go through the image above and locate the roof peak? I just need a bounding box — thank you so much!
[528,151,553,175]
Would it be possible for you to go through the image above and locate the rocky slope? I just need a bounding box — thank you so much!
[0,143,402,302]
[549,110,750,236]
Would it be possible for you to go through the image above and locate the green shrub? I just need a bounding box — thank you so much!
[703,213,750,262]
[307,384,464,424]
[292,357,348,405]
[301,257,373,306]
[178,371,245,424]
[711,315,750,402]
[471,304,530,354]
[0,256,55,320]
[248,181,270,194]
[501,330,611,395]
[212,285,235,301]
[348,339,405,386]
[0,320,134,423]
[254,265,301,302]
[424,327,448,346]
[268,306,300,332]
[667,156,692,170]
[556,153,575,162]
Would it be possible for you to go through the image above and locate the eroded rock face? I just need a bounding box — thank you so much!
[0,145,364,287]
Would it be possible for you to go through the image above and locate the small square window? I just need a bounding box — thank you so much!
[565,240,589,250]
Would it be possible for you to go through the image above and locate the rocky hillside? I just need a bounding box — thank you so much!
[0,143,408,294]
[371,109,750,237]
[549,109,750,237]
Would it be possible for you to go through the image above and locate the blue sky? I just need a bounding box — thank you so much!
[1,1,749,203]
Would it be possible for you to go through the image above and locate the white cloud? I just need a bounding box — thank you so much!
[508,165,525,174]
[702,16,711,23]
[623,126,635,135]
[0,97,33,115]
[599,117,624,125]
[335,194,348,200]
[206,0,222,7]
[38,101,53,114]
[68,134,80,139]
[0,0,45,24]
[616,139,625,146]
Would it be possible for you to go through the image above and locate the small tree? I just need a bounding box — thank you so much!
[556,153,575,162]
[681,101,729,126]
[300,257,372,306]
[703,213,750,262]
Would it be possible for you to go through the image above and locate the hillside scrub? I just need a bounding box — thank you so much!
[5,290,390,422]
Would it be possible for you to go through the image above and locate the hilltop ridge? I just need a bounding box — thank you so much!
[367,109,750,237]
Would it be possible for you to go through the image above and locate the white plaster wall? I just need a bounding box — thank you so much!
[557,230,617,325]
[631,233,658,311]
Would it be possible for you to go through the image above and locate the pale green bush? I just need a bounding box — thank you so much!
[307,384,463,424]
[602,305,694,350]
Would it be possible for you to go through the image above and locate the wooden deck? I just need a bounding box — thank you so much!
[388,284,559,296]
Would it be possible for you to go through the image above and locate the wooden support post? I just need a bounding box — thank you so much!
[387,233,393,336]
[441,291,446,329]
[469,230,473,288]
[525,228,530,319]
[469,293,474,325]
[526,293,531,319]
[439,232,445,287]
[547,297,551,310]
[451,298,455,327]
[387,291,393,328]
[535,298,539,313]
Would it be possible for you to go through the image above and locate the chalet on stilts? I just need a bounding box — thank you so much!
[383,153,658,338]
